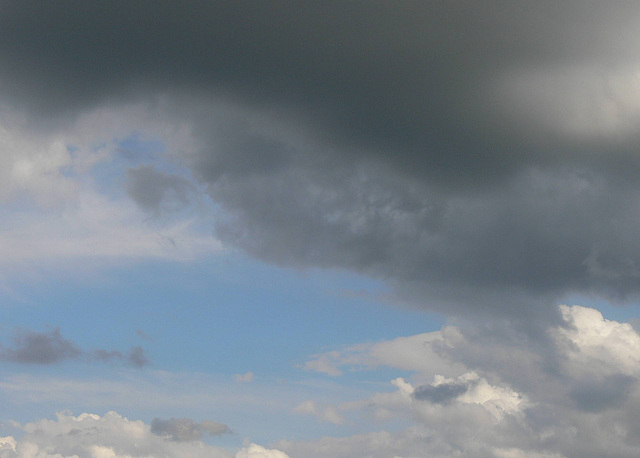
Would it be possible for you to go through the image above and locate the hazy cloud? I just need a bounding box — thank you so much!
[128,346,149,368]
[293,400,345,425]
[91,346,150,368]
[150,417,230,441]
[234,371,254,383]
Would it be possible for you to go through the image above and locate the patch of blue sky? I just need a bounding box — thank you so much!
[0,252,443,378]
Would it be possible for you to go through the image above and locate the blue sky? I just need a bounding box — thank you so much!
[3,3,640,457]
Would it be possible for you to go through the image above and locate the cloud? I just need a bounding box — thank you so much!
[0,3,640,320]
[235,443,290,458]
[150,417,230,441]
[92,346,150,369]
[412,376,472,405]
[0,103,221,273]
[286,305,640,457]
[126,165,192,216]
[293,400,345,425]
[0,327,80,364]
[234,372,254,383]
[303,328,467,379]
[127,346,149,368]
[0,411,290,458]
[0,411,235,458]
[3,305,640,456]
[0,327,149,368]
[568,373,636,413]
[4,5,640,453]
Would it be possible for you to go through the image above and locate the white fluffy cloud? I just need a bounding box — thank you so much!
[0,411,289,458]
[235,443,290,458]
[0,411,231,458]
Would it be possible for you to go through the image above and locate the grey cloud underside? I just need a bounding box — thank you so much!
[5,2,640,316]
[413,380,471,404]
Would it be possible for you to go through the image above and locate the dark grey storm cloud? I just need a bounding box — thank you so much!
[4,2,640,318]
[0,328,149,367]
[150,417,230,441]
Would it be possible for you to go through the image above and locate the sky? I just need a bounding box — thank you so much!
[3,1,640,456]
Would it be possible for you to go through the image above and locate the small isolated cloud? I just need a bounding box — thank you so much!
[234,371,254,383]
[150,417,230,441]
[0,327,80,364]
[0,327,149,368]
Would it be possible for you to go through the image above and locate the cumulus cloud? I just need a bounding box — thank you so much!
[0,327,149,368]
[287,305,640,457]
[0,411,289,458]
[0,411,234,458]
[235,443,290,458]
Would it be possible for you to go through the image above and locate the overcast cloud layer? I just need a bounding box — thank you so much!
[2,2,640,320]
